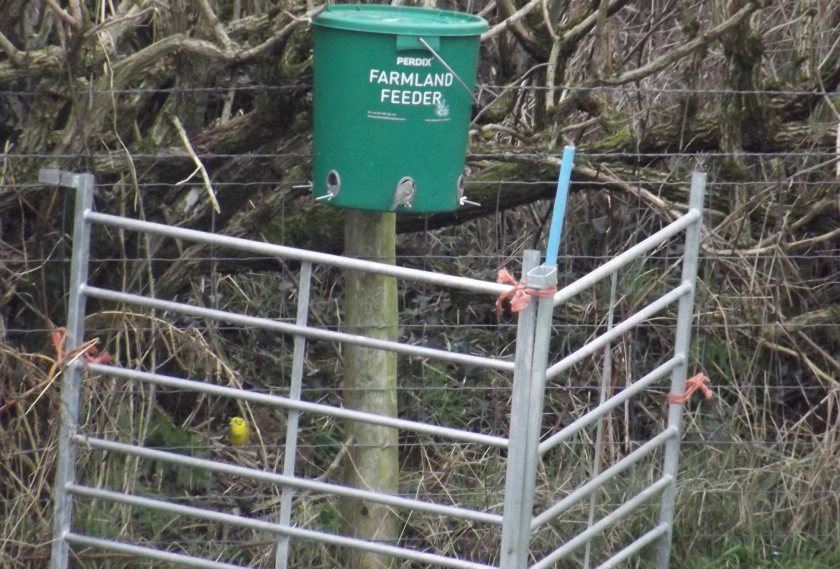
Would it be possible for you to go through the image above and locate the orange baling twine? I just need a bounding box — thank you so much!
[495,268,557,316]
[0,328,111,414]
[52,327,112,365]
[667,373,713,405]
[0,328,112,414]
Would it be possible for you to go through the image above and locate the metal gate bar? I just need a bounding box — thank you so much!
[85,362,508,448]
[594,524,669,569]
[44,167,705,569]
[72,435,503,524]
[655,171,706,567]
[85,211,510,295]
[66,485,496,569]
[45,170,93,569]
[531,476,674,569]
[531,427,678,529]
[546,283,692,380]
[538,356,683,455]
[276,262,312,569]
[551,209,700,307]
[83,286,514,371]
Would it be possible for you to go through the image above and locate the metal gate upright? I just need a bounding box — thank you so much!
[43,167,706,569]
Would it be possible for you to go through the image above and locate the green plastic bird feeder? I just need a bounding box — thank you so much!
[312,4,487,213]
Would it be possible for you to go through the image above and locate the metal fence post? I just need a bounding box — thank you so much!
[654,171,706,568]
[499,250,555,569]
[516,263,558,562]
[43,170,95,569]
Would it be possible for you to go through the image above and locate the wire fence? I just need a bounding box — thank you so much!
[2,45,840,566]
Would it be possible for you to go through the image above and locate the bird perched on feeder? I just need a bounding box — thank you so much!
[390,176,416,211]
[228,416,251,446]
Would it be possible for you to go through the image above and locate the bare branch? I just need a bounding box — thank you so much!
[85,4,154,43]
[171,115,221,214]
[68,0,82,25]
[107,6,319,80]
[709,225,840,256]
[836,122,840,178]
[545,39,561,113]
[481,0,543,42]
[0,38,65,82]
[0,30,25,65]
[110,34,227,82]
[193,0,236,51]
[44,0,80,29]
[236,14,311,61]
[559,0,629,47]
[540,0,558,41]
[576,164,684,220]
[599,3,757,86]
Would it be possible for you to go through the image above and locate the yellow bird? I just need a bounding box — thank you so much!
[228,416,251,446]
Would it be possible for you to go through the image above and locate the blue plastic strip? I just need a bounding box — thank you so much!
[545,145,575,267]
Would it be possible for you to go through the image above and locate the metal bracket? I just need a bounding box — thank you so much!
[526,265,557,290]
[39,169,86,189]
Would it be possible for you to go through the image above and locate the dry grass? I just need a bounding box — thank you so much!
[3,181,840,567]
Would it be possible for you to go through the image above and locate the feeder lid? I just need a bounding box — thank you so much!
[313,4,488,36]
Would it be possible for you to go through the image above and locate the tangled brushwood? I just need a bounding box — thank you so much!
[2,0,840,567]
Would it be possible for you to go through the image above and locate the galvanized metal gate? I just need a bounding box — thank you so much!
[45,167,705,569]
